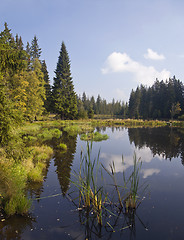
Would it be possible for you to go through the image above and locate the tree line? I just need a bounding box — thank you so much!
[1,23,184,144]
[128,77,184,120]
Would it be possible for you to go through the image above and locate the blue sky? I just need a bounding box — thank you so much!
[1,0,184,102]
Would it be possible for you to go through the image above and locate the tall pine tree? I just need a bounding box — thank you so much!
[30,35,41,60]
[41,60,52,112]
[52,42,78,119]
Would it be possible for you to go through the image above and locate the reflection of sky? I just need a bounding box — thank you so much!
[141,168,160,178]
[20,127,184,240]
[100,145,162,175]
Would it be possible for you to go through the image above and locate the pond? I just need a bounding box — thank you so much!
[1,126,184,240]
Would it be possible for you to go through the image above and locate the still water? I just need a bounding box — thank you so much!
[1,126,184,240]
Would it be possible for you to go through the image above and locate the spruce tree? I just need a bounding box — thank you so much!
[41,60,52,112]
[52,41,78,119]
[30,35,41,60]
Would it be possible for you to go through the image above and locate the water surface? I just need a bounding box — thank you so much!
[1,126,184,240]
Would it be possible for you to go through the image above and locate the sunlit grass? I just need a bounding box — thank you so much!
[80,131,109,142]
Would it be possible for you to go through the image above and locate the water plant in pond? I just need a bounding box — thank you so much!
[124,153,143,211]
[80,131,109,142]
[71,142,105,225]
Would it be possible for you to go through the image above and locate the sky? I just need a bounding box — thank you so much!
[1,0,184,102]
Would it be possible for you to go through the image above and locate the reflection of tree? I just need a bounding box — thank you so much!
[53,131,77,195]
[128,127,184,164]
[76,204,147,240]
[27,158,51,201]
[0,215,36,240]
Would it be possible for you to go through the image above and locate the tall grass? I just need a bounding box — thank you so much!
[71,145,148,228]
[71,142,105,225]
[123,153,145,211]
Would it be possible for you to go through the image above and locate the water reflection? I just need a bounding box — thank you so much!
[53,131,77,195]
[27,160,51,200]
[0,215,36,240]
[128,127,184,164]
[2,126,184,240]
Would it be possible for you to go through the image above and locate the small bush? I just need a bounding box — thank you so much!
[57,143,67,151]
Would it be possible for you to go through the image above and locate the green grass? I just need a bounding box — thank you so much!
[71,143,104,225]
[80,131,109,142]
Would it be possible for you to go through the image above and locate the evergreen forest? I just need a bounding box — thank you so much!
[1,23,184,145]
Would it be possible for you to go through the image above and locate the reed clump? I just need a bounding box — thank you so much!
[71,143,105,225]
[71,144,147,228]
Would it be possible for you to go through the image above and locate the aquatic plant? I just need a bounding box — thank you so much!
[102,152,147,213]
[80,131,109,142]
[71,142,105,225]
[123,153,144,211]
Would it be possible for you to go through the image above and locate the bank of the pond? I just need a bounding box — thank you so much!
[1,118,184,218]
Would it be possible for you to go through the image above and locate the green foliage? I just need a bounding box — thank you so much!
[128,77,184,120]
[37,128,62,140]
[170,102,181,119]
[52,41,78,119]
[0,161,31,216]
[80,131,109,142]
[41,60,52,112]
[30,35,41,60]
[57,143,67,151]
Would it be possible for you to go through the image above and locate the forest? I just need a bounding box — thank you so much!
[1,22,184,145]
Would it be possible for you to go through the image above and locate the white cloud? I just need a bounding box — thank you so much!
[144,48,165,60]
[101,51,170,86]
[141,168,160,178]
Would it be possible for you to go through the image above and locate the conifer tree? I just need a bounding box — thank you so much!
[41,60,52,112]
[30,35,41,60]
[52,41,78,119]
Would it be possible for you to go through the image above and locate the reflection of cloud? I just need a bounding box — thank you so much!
[111,129,127,140]
[100,147,161,173]
[141,168,160,178]
[100,153,125,172]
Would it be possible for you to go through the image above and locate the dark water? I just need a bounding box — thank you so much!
[1,126,184,240]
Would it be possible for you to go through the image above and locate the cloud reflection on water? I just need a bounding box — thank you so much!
[100,146,162,173]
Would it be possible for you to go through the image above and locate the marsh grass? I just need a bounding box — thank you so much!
[63,124,94,136]
[0,161,31,216]
[71,142,105,225]
[71,142,148,229]
[104,153,148,213]
[25,145,53,182]
[123,153,145,211]
[0,143,53,216]
[80,132,109,142]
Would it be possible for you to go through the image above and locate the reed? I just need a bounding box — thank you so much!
[102,152,147,213]
[71,142,104,225]
[123,153,148,212]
